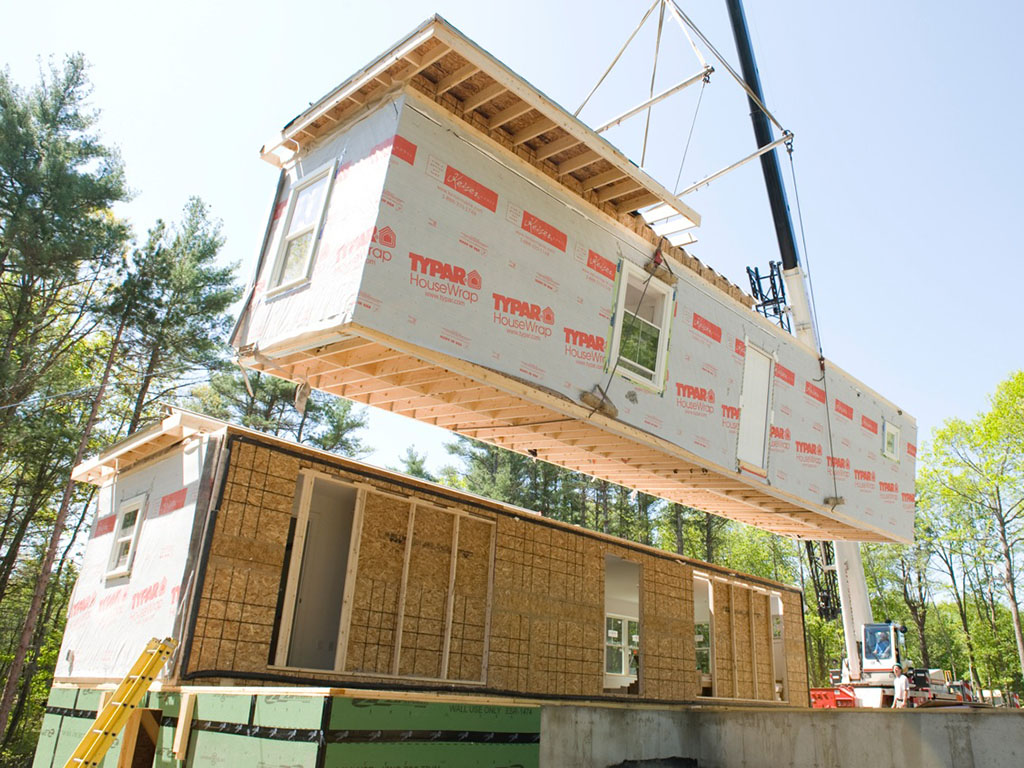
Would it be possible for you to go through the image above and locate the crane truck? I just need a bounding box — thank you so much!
[727,0,916,709]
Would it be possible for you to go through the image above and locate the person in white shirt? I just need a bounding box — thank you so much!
[892,664,910,708]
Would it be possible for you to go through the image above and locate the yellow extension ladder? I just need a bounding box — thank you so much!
[64,637,177,768]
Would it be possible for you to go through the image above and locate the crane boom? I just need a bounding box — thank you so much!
[725,0,874,680]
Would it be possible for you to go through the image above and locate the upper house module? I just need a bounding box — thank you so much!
[231,16,916,544]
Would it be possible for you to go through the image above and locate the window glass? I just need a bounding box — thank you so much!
[287,178,329,236]
[108,498,145,577]
[695,621,712,674]
[627,619,640,675]
[613,263,672,387]
[272,171,331,289]
[605,616,624,674]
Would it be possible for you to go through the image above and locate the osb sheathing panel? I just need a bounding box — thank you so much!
[345,493,409,675]
[782,590,810,704]
[753,592,774,698]
[640,558,692,701]
[399,505,454,678]
[189,441,293,674]
[448,516,491,681]
[189,436,807,704]
[732,588,753,700]
[488,517,603,697]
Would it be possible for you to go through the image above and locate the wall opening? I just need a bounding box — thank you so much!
[694,575,715,696]
[771,593,788,701]
[604,555,641,693]
[280,474,359,670]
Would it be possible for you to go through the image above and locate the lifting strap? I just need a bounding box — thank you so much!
[64,637,177,768]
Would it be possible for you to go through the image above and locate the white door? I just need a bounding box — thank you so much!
[736,344,773,471]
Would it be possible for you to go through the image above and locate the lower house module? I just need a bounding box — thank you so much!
[36,409,808,767]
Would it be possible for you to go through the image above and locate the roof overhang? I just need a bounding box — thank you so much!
[72,410,225,485]
[260,14,700,228]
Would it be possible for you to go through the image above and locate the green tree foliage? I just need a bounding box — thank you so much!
[188,370,369,458]
[0,54,128,453]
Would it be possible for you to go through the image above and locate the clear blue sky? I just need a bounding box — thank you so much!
[3,1,1021,475]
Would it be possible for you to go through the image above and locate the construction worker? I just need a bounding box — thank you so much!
[892,664,910,708]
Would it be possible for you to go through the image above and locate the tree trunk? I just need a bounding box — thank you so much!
[0,315,127,740]
[995,518,1024,680]
[126,343,161,434]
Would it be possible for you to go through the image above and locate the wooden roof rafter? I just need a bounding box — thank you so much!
[237,326,900,543]
[258,16,760,307]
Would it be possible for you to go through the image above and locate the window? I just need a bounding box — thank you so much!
[694,576,714,696]
[881,419,900,462]
[609,260,674,389]
[605,615,639,676]
[269,162,335,290]
[107,495,146,578]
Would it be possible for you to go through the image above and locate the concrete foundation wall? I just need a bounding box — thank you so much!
[541,704,1024,768]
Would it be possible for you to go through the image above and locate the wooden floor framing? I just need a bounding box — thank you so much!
[241,327,888,542]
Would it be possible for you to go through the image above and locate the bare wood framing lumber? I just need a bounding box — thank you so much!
[461,82,506,112]
[435,63,479,94]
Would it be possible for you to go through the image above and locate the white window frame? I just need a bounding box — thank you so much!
[881,419,901,462]
[608,260,674,390]
[106,493,147,579]
[267,159,337,295]
[604,613,640,679]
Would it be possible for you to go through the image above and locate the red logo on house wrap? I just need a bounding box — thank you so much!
[902,492,916,505]
[692,313,721,342]
[372,226,396,248]
[391,134,417,165]
[409,253,480,305]
[862,415,879,434]
[734,338,746,357]
[907,442,917,457]
[563,327,605,368]
[159,488,187,516]
[521,211,567,251]
[492,292,553,339]
[796,440,823,466]
[587,249,616,280]
[675,383,715,415]
[775,364,794,385]
[443,166,497,211]
[805,381,826,403]
[879,481,899,499]
[834,399,853,420]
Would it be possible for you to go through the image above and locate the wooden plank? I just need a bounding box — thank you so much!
[461,81,506,111]
[172,692,196,761]
[512,117,556,145]
[730,584,738,698]
[391,501,417,676]
[617,193,663,214]
[488,100,534,129]
[116,709,141,768]
[596,179,644,203]
[436,63,479,94]
[581,168,628,192]
[440,515,461,677]
[534,134,582,161]
[557,149,601,176]
[334,485,366,672]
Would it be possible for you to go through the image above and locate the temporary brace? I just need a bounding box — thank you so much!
[63,637,177,768]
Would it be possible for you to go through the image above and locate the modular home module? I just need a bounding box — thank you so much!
[233,16,916,544]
